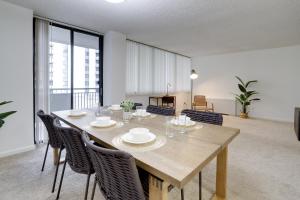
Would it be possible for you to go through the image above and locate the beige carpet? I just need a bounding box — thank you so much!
[0,116,299,200]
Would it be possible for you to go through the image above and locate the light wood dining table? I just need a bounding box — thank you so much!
[52,109,239,200]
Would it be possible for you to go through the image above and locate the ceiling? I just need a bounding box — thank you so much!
[4,0,300,57]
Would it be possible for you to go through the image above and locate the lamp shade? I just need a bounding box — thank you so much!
[190,69,198,79]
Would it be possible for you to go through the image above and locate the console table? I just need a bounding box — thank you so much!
[149,96,176,109]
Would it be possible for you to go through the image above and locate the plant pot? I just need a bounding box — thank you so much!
[240,112,248,119]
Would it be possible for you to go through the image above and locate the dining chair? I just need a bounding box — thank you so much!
[37,110,64,193]
[133,103,143,110]
[53,119,95,200]
[146,105,175,116]
[81,132,147,200]
[192,95,214,112]
[180,109,223,200]
[181,109,223,126]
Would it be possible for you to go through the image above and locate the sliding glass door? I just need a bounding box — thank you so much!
[49,24,103,112]
[49,26,72,111]
[73,32,100,109]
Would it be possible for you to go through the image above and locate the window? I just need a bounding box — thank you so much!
[126,40,191,95]
[48,24,103,111]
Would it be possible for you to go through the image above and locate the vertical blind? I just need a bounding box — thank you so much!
[126,40,191,95]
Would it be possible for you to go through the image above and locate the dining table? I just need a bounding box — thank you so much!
[52,109,240,200]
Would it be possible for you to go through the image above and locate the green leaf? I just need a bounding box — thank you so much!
[240,94,246,101]
[235,97,242,103]
[238,84,247,93]
[246,91,258,98]
[0,111,17,120]
[0,101,13,106]
[245,80,258,87]
[250,98,260,101]
[0,119,4,128]
[235,76,245,86]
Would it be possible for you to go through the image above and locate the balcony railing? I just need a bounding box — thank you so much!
[50,88,99,111]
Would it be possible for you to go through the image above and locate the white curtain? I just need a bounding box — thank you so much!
[126,41,139,95]
[34,19,50,143]
[153,49,166,93]
[165,52,176,93]
[125,40,191,95]
[176,55,191,92]
[139,44,153,94]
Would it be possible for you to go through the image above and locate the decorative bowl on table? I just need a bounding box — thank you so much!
[170,116,196,127]
[68,110,87,117]
[109,104,122,111]
[90,116,117,128]
[132,109,151,117]
[122,128,156,144]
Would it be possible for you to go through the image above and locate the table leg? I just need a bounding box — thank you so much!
[149,175,169,200]
[213,146,228,200]
[53,148,59,165]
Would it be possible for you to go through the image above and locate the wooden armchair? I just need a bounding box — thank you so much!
[192,95,214,112]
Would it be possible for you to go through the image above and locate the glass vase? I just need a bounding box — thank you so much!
[123,110,132,123]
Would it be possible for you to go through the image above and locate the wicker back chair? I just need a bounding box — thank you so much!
[53,119,94,200]
[82,132,146,200]
[182,109,223,126]
[146,105,175,116]
[37,110,65,193]
[181,109,222,200]
[133,103,143,110]
[37,110,62,149]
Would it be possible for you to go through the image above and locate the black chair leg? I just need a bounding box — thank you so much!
[199,172,202,200]
[181,189,184,200]
[84,173,91,200]
[56,160,67,200]
[52,146,63,193]
[41,142,50,172]
[91,176,97,200]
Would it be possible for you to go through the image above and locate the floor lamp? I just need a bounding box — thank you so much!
[190,69,198,109]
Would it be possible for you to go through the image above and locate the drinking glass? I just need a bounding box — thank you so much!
[179,114,187,134]
[95,106,103,118]
[165,116,174,138]
[135,106,144,121]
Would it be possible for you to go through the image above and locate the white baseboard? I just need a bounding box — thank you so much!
[0,145,36,158]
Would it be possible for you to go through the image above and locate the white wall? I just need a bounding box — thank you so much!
[192,45,300,122]
[103,31,127,105]
[0,1,34,157]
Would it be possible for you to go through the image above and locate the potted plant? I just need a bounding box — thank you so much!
[0,101,17,128]
[120,100,134,122]
[234,76,260,119]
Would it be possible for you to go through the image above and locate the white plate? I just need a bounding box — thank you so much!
[90,120,117,128]
[170,119,196,127]
[108,107,122,111]
[68,111,87,117]
[121,132,156,144]
[132,112,151,117]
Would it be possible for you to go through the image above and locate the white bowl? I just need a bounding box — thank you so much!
[96,116,111,125]
[111,104,121,110]
[122,131,156,144]
[68,110,87,117]
[90,120,116,128]
[171,119,196,127]
[129,128,150,140]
